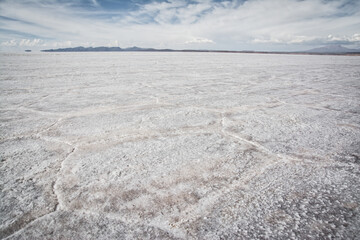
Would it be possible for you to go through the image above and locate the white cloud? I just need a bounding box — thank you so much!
[106,40,119,47]
[185,37,214,44]
[1,38,44,47]
[52,40,72,48]
[19,38,43,47]
[91,0,99,7]
[0,0,360,51]
[327,33,360,43]
[1,39,17,47]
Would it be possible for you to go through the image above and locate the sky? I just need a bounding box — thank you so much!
[0,0,360,52]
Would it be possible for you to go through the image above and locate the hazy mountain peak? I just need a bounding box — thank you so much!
[306,45,360,53]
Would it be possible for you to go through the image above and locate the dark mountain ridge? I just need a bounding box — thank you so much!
[42,46,173,52]
[41,45,360,55]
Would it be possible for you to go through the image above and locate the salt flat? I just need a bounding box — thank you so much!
[0,52,359,239]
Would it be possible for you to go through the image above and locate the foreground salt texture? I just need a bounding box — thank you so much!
[0,52,359,239]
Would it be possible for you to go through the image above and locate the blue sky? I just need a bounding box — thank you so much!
[1,0,359,51]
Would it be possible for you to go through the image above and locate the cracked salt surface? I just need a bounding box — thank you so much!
[0,52,359,239]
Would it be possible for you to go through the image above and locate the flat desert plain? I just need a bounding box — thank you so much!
[1,52,359,239]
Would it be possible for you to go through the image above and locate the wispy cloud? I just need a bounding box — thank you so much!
[1,39,17,47]
[19,38,43,47]
[0,0,359,51]
[186,37,214,44]
[91,0,99,7]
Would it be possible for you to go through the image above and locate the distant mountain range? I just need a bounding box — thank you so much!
[305,45,360,53]
[41,45,360,55]
[42,46,177,52]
